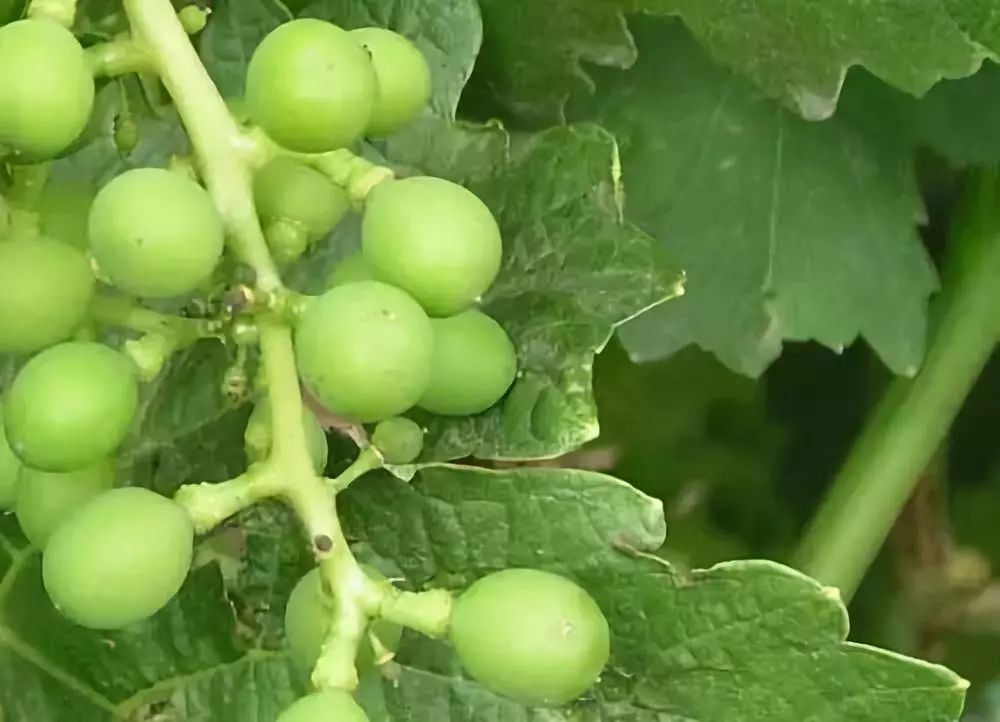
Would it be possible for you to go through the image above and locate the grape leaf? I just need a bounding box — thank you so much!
[572,18,937,377]
[641,0,985,121]
[199,0,293,99]
[336,464,968,721]
[300,0,483,119]
[0,517,302,722]
[468,0,637,124]
[944,0,1000,56]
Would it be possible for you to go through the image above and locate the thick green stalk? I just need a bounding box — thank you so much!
[793,170,1000,599]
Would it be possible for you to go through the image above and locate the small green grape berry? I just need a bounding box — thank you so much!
[350,28,431,137]
[0,237,95,354]
[4,342,139,472]
[15,459,115,548]
[254,157,350,243]
[295,281,432,423]
[246,19,377,152]
[0,405,21,509]
[0,19,95,159]
[178,5,209,34]
[450,568,610,707]
[244,397,328,473]
[284,566,402,676]
[43,487,194,630]
[327,252,374,288]
[88,168,225,298]
[362,176,502,316]
[371,417,423,464]
[277,690,369,722]
[419,310,517,416]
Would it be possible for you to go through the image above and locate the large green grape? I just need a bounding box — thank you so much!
[0,237,95,354]
[246,19,377,152]
[350,28,431,137]
[0,19,95,159]
[0,405,21,509]
[295,281,432,423]
[450,568,610,707]
[88,168,225,298]
[362,177,502,316]
[254,157,350,242]
[43,487,194,629]
[419,310,517,416]
[15,459,115,548]
[4,342,139,471]
[327,252,373,288]
[244,397,328,472]
[284,566,402,675]
[277,691,369,722]
[371,417,423,464]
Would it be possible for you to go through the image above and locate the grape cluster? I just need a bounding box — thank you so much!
[0,11,609,720]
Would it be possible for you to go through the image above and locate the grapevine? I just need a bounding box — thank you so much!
[0,0,610,717]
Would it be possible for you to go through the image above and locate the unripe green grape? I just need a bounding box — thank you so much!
[277,691,369,722]
[43,487,194,629]
[295,281,432,423]
[15,459,115,548]
[327,252,373,288]
[0,237,95,354]
[371,417,423,464]
[246,19,377,152]
[263,219,310,267]
[419,310,517,416]
[88,168,225,298]
[244,397,328,473]
[39,177,96,249]
[284,566,402,675]
[254,157,350,242]
[350,28,431,137]
[0,406,21,509]
[362,176,502,316]
[4,342,139,472]
[450,569,610,707]
[0,19,95,159]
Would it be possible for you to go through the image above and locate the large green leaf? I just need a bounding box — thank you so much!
[573,18,937,377]
[335,464,969,721]
[300,0,483,120]
[469,0,637,124]
[642,0,985,121]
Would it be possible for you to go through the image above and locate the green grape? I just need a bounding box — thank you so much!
[362,177,502,316]
[246,19,377,152]
[244,397,329,473]
[350,28,431,137]
[0,237,95,354]
[0,405,21,509]
[327,252,373,288]
[419,310,517,416]
[43,487,194,629]
[371,417,423,464]
[39,176,96,249]
[295,281,432,423]
[4,342,139,472]
[254,157,350,242]
[15,458,115,548]
[450,568,610,707]
[263,219,310,267]
[277,690,369,722]
[88,168,225,298]
[0,19,95,159]
[284,566,402,675]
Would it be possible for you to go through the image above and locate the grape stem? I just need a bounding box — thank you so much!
[85,38,154,78]
[122,0,450,692]
[793,168,1000,600]
[90,293,217,342]
[26,0,77,27]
